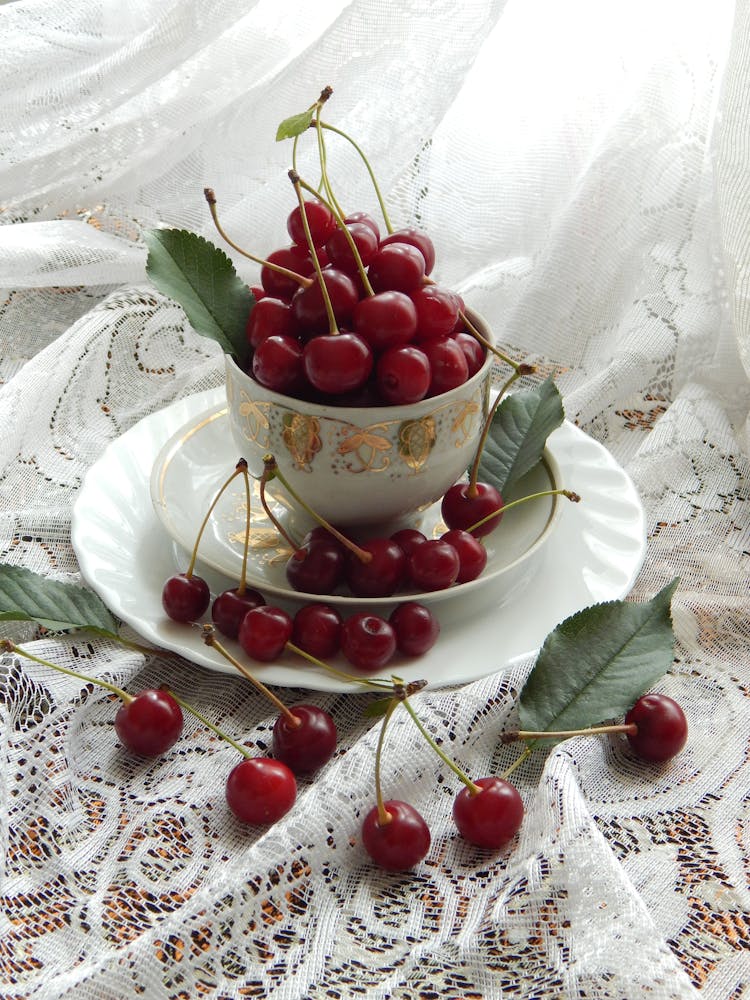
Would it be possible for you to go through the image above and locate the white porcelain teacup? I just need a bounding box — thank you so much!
[225,312,495,529]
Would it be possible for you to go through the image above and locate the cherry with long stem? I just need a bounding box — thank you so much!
[465,488,580,536]
[287,168,346,341]
[261,454,373,564]
[204,187,311,291]
[3,640,183,758]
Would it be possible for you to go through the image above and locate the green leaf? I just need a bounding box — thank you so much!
[363,697,393,719]
[478,378,564,494]
[145,229,253,366]
[276,108,315,141]
[519,579,679,739]
[0,564,117,634]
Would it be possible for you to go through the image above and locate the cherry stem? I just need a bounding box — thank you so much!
[459,309,530,374]
[467,368,523,493]
[204,188,311,289]
[285,640,393,690]
[164,686,253,759]
[314,111,345,222]
[237,465,252,596]
[401,697,481,795]
[199,626,300,728]
[259,461,303,557]
[502,722,637,744]
[500,745,532,780]
[262,454,373,564]
[288,169,338,335]
[317,120,394,234]
[297,175,374,296]
[374,698,400,826]
[187,461,248,578]
[2,640,132,703]
[466,489,581,535]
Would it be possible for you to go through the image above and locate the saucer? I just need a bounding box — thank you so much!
[148,402,561,608]
[72,387,647,692]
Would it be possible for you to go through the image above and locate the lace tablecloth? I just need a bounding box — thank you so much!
[1,2,749,998]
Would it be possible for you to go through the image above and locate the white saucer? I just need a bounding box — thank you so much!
[148,402,561,608]
[72,387,647,692]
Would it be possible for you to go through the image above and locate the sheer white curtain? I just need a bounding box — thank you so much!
[1,2,749,998]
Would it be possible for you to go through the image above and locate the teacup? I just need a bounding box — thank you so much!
[225,311,494,529]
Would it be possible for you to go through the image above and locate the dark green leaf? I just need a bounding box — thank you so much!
[0,564,117,634]
[478,378,564,494]
[145,229,253,366]
[519,578,679,739]
[363,697,393,719]
[276,109,315,141]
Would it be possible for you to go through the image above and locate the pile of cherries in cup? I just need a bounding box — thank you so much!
[245,196,485,406]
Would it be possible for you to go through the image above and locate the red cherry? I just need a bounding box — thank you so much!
[303,332,373,395]
[362,800,431,870]
[225,757,297,824]
[440,481,504,538]
[246,297,297,349]
[162,573,210,623]
[340,613,397,672]
[285,538,346,595]
[211,587,266,639]
[353,291,418,352]
[114,689,183,757]
[367,243,426,294]
[287,199,337,247]
[260,246,315,300]
[237,605,293,662]
[625,694,688,762]
[291,602,342,659]
[408,539,460,591]
[389,528,427,559]
[345,538,407,598]
[421,337,469,396]
[411,285,460,340]
[375,344,431,405]
[453,777,524,849]
[291,268,359,335]
[381,228,436,275]
[272,704,337,774]
[250,285,265,302]
[251,334,305,395]
[453,331,486,378]
[344,211,381,241]
[389,601,440,656]
[325,221,379,272]
[440,528,488,583]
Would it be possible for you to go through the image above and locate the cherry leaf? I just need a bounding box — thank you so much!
[145,229,253,366]
[518,579,679,739]
[276,108,315,141]
[0,564,117,634]
[478,377,564,494]
[363,697,393,719]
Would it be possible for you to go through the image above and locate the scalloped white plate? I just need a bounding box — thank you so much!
[72,387,647,692]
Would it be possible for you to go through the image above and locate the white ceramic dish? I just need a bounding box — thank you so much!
[148,401,561,609]
[72,387,647,692]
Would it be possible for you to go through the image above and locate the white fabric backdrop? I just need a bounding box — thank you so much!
[1,1,749,997]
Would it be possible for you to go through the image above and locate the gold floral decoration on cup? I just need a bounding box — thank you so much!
[337,424,393,473]
[397,416,437,472]
[281,412,322,470]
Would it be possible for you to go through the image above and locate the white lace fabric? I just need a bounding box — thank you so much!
[1,2,749,997]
